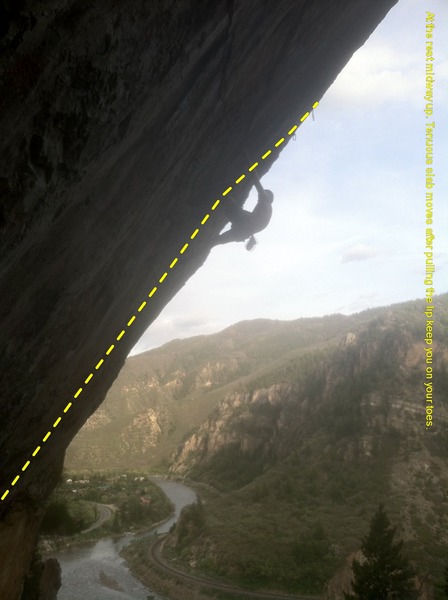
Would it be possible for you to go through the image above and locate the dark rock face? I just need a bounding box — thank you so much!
[21,553,61,600]
[0,1,397,597]
[38,558,61,600]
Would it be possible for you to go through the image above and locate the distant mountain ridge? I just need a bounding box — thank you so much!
[65,302,416,471]
[171,297,448,487]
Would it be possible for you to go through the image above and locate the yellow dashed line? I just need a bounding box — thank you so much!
[0,100,319,503]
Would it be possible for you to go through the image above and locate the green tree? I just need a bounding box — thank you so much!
[344,504,418,600]
[176,499,206,545]
[40,500,77,535]
[111,509,121,533]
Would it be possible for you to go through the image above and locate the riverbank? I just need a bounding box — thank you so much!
[39,474,175,555]
[45,477,198,599]
[39,508,176,556]
[120,537,218,600]
[120,480,221,600]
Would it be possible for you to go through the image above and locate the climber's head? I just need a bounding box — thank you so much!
[263,189,274,204]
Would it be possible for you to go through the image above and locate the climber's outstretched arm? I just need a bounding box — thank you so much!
[251,170,264,195]
[245,150,265,195]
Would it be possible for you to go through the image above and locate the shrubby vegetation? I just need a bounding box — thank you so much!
[188,443,267,492]
[175,499,206,546]
[170,450,393,594]
[40,498,96,535]
[40,471,173,539]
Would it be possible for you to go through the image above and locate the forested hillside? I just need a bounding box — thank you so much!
[165,295,448,598]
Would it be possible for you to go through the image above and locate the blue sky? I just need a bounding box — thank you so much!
[131,0,448,355]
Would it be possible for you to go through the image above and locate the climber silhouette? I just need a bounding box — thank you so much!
[212,172,274,251]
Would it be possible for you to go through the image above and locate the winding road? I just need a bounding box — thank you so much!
[149,535,324,600]
[81,502,115,534]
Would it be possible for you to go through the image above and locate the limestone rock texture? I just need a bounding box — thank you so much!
[0,0,397,597]
[38,558,62,600]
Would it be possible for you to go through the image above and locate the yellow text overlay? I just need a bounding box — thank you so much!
[424,10,436,430]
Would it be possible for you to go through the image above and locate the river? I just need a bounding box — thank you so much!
[54,477,196,600]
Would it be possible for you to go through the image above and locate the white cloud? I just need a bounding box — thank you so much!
[330,44,421,109]
[342,244,380,263]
